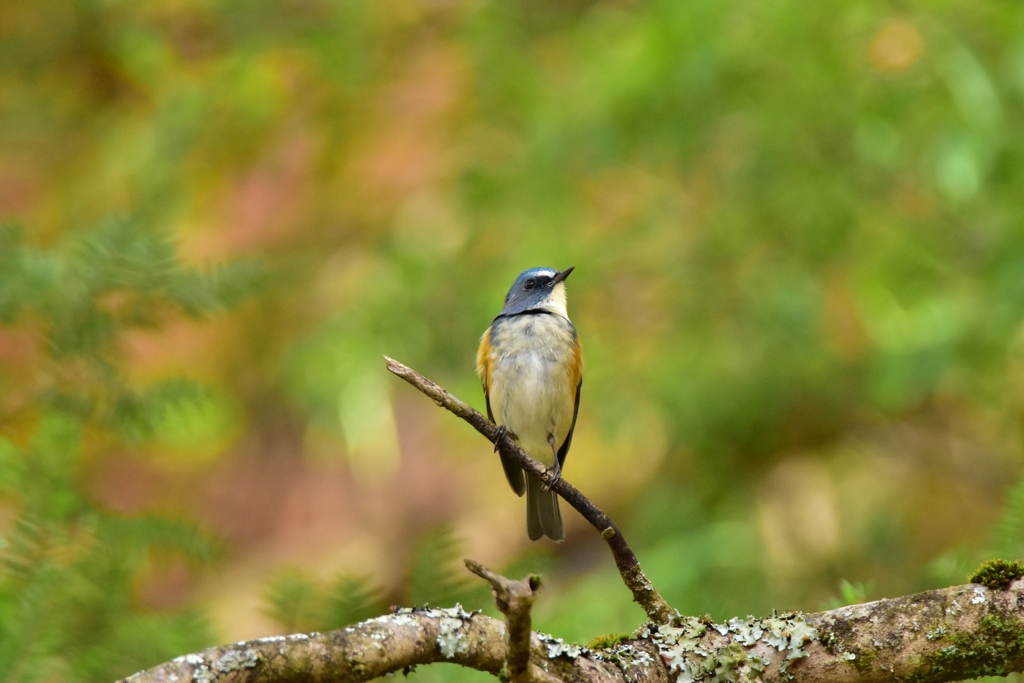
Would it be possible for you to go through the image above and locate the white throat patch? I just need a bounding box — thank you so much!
[541,282,569,319]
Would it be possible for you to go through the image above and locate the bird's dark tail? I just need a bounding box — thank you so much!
[526,472,563,541]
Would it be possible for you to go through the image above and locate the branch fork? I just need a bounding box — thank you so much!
[466,560,561,683]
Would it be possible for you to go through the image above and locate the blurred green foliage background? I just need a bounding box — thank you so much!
[3,0,1024,681]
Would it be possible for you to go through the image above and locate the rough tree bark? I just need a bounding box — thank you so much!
[120,359,1024,683]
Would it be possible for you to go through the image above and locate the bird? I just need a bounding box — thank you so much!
[476,266,583,541]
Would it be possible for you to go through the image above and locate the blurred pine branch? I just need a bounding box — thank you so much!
[0,218,261,682]
[263,569,386,632]
[323,576,384,630]
[408,526,487,610]
[260,525,497,634]
[263,568,325,633]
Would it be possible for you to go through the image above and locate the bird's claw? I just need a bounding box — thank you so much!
[493,425,508,453]
[543,433,562,491]
[542,465,562,492]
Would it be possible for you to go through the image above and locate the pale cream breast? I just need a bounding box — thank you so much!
[486,312,578,465]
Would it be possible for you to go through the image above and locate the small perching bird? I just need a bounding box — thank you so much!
[476,267,582,541]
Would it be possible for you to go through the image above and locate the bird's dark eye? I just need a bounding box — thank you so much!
[524,279,536,290]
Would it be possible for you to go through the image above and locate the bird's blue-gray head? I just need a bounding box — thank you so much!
[498,266,575,318]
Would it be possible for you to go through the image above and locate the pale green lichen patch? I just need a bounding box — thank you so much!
[640,613,819,683]
[605,643,654,667]
[389,607,423,628]
[595,640,656,682]
[728,619,764,646]
[437,617,469,658]
[421,604,477,620]
[419,604,478,659]
[926,626,947,641]
[214,648,260,672]
[538,633,588,659]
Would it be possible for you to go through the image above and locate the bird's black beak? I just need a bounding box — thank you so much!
[550,266,575,285]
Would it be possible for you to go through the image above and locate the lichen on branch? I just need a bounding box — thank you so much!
[121,547,1024,683]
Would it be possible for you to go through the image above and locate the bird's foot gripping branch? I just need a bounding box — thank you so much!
[120,361,1024,683]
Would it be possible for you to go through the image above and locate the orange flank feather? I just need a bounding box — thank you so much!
[476,326,493,395]
[571,332,583,397]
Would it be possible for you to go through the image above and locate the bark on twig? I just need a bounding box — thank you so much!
[122,579,1024,683]
[384,355,674,624]
[465,560,560,683]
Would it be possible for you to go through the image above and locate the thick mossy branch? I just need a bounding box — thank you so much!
[122,580,1024,683]
[802,581,1024,683]
[384,356,674,625]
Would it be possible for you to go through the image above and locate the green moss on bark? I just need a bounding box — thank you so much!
[911,615,1024,683]
[969,560,1024,590]
[587,633,629,650]
[851,645,877,675]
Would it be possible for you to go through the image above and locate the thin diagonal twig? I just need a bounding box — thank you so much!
[384,356,674,624]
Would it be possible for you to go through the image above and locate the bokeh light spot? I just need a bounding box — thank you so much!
[869,20,922,73]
